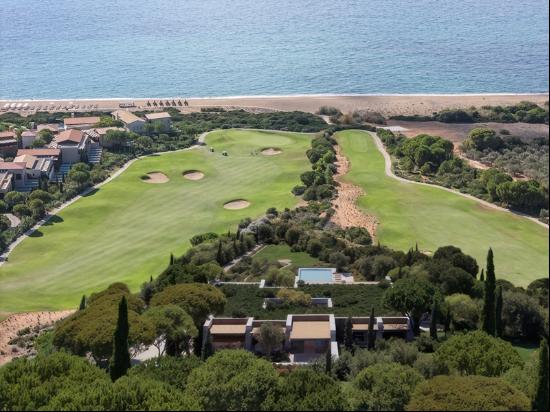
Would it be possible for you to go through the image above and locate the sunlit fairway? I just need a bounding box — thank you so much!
[337,130,549,286]
[0,129,313,312]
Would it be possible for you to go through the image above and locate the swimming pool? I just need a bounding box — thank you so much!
[298,268,335,284]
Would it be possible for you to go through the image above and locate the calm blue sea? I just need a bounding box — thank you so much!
[0,0,548,98]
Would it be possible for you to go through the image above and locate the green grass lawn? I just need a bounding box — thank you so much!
[337,130,549,286]
[252,244,325,268]
[0,129,313,312]
[513,342,539,362]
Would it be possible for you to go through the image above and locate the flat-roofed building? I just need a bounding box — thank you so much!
[63,116,101,130]
[144,111,172,132]
[112,110,145,134]
[203,317,252,351]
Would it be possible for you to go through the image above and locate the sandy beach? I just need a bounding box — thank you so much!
[1,94,548,117]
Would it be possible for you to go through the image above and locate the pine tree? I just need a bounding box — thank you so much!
[367,306,376,350]
[495,286,504,338]
[78,295,86,310]
[344,316,353,352]
[429,298,438,340]
[110,296,131,382]
[479,268,485,282]
[482,248,496,336]
[534,338,549,411]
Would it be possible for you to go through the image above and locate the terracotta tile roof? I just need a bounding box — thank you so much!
[145,112,171,120]
[54,129,84,144]
[17,148,61,157]
[64,116,100,126]
[290,320,330,340]
[0,131,16,139]
[0,162,26,170]
[21,130,36,137]
[112,110,144,124]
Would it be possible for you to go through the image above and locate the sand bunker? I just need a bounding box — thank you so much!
[183,170,205,181]
[223,199,251,210]
[141,172,169,183]
[261,147,282,156]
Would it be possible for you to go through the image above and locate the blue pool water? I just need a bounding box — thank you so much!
[299,268,335,284]
[0,0,548,98]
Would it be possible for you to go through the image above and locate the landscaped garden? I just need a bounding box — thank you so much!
[0,129,313,312]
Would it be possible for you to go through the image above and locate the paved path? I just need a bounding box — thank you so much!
[0,132,213,265]
[369,131,549,229]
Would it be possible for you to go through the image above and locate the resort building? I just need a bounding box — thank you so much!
[144,112,172,131]
[13,154,55,181]
[0,131,18,157]
[112,110,146,134]
[50,129,92,164]
[63,116,101,130]
[203,314,413,363]
[0,171,13,195]
[0,162,27,189]
[20,130,37,149]
[85,126,125,146]
[36,123,60,133]
[16,148,61,163]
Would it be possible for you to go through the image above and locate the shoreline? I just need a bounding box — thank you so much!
[2,92,549,101]
[1,93,548,117]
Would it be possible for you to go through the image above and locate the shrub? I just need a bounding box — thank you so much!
[406,375,531,411]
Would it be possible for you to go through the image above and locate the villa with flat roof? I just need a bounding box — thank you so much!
[203,313,411,363]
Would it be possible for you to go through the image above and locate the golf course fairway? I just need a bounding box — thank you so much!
[0,129,312,312]
[336,130,549,286]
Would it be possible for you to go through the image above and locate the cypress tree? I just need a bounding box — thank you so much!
[444,307,451,336]
[325,349,332,375]
[534,339,549,411]
[110,296,131,382]
[495,286,504,338]
[216,240,223,265]
[367,306,376,350]
[169,253,174,265]
[429,298,438,340]
[479,268,485,282]
[344,316,353,352]
[78,295,86,310]
[482,248,496,336]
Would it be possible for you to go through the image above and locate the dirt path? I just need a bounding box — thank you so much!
[370,131,549,229]
[330,145,378,237]
[0,310,74,365]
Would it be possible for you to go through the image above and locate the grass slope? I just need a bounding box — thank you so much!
[0,129,312,312]
[337,130,549,286]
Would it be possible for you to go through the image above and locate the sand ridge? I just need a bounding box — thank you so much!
[142,172,169,183]
[0,310,74,366]
[330,145,378,238]
[224,199,251,210]
[183,170,205,180]
[261,148,282,156]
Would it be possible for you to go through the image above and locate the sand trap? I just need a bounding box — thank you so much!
[223,199,251,210]
[183,170,205,181]
[141,172,169,184]
[261,147,282,156]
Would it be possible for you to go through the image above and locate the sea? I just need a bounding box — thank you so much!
[0,0,548,99]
